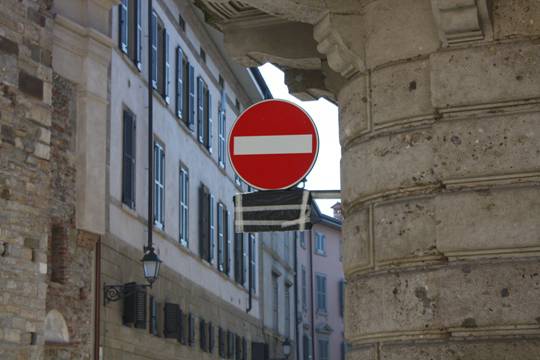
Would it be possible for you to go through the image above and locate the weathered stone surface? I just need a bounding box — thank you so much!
[347,260,540,339]
[342,129,435,201]
[337,75,368,146]
[436,187,540,253]
[431,42,540,108]
[371,59,434,127]
[364,0,439,68]
[374,198,437,262]
[342,207,370,271]
[433,112,540,179]
[380,339,540,360]
[493,0,540,39]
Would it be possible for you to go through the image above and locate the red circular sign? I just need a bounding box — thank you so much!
[228,99,319,191]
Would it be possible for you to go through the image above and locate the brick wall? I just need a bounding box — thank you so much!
[0,1,97,359]
[0,0,54,359]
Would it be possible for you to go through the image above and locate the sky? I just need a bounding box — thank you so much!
[258,63,341,217]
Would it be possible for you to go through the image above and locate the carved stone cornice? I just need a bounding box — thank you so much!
[313,14,365,79]
[431,0,493,46]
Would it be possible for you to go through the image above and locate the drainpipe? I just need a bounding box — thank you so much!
[293,233,300,359]
[94,237,101,360]
[147,0,154,252]
[309,229,315,360]
[247,233,252,313]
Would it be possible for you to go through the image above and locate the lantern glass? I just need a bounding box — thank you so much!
[141,249,161,285]
[283,339,291,356]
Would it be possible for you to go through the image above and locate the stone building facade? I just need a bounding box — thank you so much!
[101,0,269,358]
[259,231,297,359]
[194,1,540,359]
[296,204,344,360]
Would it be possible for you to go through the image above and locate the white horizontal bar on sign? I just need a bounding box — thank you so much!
[234,134,312,155]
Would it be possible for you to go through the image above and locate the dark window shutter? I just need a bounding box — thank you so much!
[188,313,195,346]
[235,335,242,360]
[227,331,235,359]
[122,283,146,328]
[135,0,142,70]
[199,185,210,260]
[234,233,242,283]
[188,64,195,130]
[208,322,214,353]
[176,47,184,118]
[164,30,170,103]
[119,0,128,53]
[177,308,183,343]
[122,111,135,208]
[252,342,269,360]
[197,77,205,143]
[219,327,225,357]
[163,303,179,338]
[207,90,213,152]
[149,296,158,335]
[199,318,206,351]
[151,11,158,89]
[224,209,230,274]
[339,280,345,317]
[242,338,247,360]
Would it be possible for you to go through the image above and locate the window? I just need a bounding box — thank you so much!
[318,339,329,360]
[118,0,142,70]
[122,110,136,209]
[341,341,346,360]
[316,273,327,313]
[218,86,226,168]
[235,334,242,360]
[234,233,245,285]
[151,11,170,102]
[200,47,206,63]
[200,318,207,351]
[179,166,189,246]
[153,141,165,229]
[176,47,195,130]
[227,331,235,359]
[339,279,345,317]
[272,274,279,332]
[285,284,291,337]
[298,231,306,249]
[178,13,186,31]
[218,327,225,358]
[199,184,213,262]
[284,232,290,264]
[301,265,307,311]
[217,203,230,274]
[208,322,214,353]
[197,77,212,151]
[122,283,146,329]
[249,233,256,292]
[303,335,311,360]
[315,232,326,255]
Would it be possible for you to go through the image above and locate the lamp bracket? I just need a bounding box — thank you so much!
[103,283,150,306]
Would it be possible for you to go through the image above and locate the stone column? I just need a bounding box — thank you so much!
[199,0,540,358]
[326,1,540,358]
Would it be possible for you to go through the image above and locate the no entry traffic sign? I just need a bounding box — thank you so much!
[228,99,319,191]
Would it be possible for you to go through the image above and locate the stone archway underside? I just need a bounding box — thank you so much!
[197,0,540,358]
